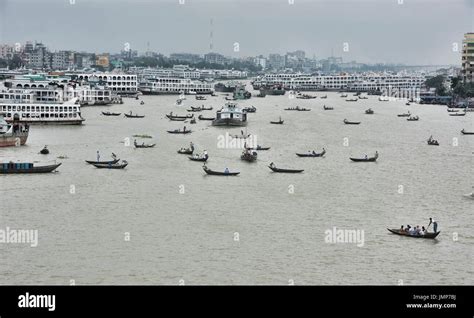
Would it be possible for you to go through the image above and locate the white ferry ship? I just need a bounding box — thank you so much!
[0,90,84,125]
[252,73,425,92]
[139,77,214,95]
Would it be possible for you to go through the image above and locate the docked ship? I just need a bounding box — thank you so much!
[214,82,239,93]
[251,73,425,92]
[0,89,84,125]
[259,84,286,96]
[139,77,214,95]
[212,103,248,127]
[0,116,29,147]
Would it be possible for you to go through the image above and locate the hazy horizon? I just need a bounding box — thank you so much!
[0,0,472,65]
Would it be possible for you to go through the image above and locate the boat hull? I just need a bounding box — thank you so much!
[0,134,28,147]
[0,163,61,174]
[387,228,440,239]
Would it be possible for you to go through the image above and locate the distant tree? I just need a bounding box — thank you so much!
[425,75,447,96]
[8,55,23,69]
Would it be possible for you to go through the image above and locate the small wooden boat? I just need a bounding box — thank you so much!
[134,143,156,148]
[189,155,208,162]
[241,149,258,162]
[343,119,361,125]
[166,113,193,119]
[449,112,466,117]
[397,112,411,117]
[203,165,239,176]
[323,105,334,110]
[40,146,49,155]
[461,129,474,135]
[85,158,120,165]
[340,94,348,98]
[167,129,192,134]
[168,117,187,121]
[133,134,152,138]
[359,96,368,99]
[92,160,128,169]
[198,115,215,121]
[296,149,326,157]
[387,228,440,239]
[243,106,257,113]
[124,113,145,118]
[447,108,459,113]
[0,162,61,174]
[268,164,304,173]
[320,95,327,99]
[427,137,439,146]
[350,152,378,162]
[284,107,311,111]
[192,106,212,111]
[102,111,121,116]
[365,108,374,114]
[345,98,358,102]
[187,108,202,112]
[407,116,419,121]
[270,118,284,124]
[247,145,270,151]
[177,148,193,154]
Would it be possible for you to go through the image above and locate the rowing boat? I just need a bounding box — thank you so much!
[296,149,326,157]
[343,119,361,125]
[202,165,239,176]
[85,158,120,165]
[268,165,304,173]
[92,160,128,169]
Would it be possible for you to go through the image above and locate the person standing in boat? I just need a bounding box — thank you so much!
[190,142,194,152]
[428,218,438,232]
[97,150,100,162]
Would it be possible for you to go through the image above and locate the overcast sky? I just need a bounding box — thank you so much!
[0,0,472,65]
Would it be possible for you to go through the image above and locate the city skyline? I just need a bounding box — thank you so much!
[0,0,472,65]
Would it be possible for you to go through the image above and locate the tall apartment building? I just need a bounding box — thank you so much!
[462,32,474,83]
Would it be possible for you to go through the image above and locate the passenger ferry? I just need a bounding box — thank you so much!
[0,116,29,147]
[0,91,84,125]
[251,73,425,92]
[212,103,247,127]
[139,77,214,95]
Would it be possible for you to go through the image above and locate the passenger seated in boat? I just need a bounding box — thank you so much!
[312,151,317,155]
[400,225,404,232]
[419,226,426,235]
[224,168,229,174]
[408,226,415,235]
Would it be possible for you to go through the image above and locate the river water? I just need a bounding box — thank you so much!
[1,86,473,285]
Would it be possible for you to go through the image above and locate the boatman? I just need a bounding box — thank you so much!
[428,218,438,233]
[97,151,100,162]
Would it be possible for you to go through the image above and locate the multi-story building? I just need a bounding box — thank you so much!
[51,51,73,70]
[204,52,228,65]
[170,53,203,64]
[462,32,474,83]
[0,44,15,60]
[268,54,286,70]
